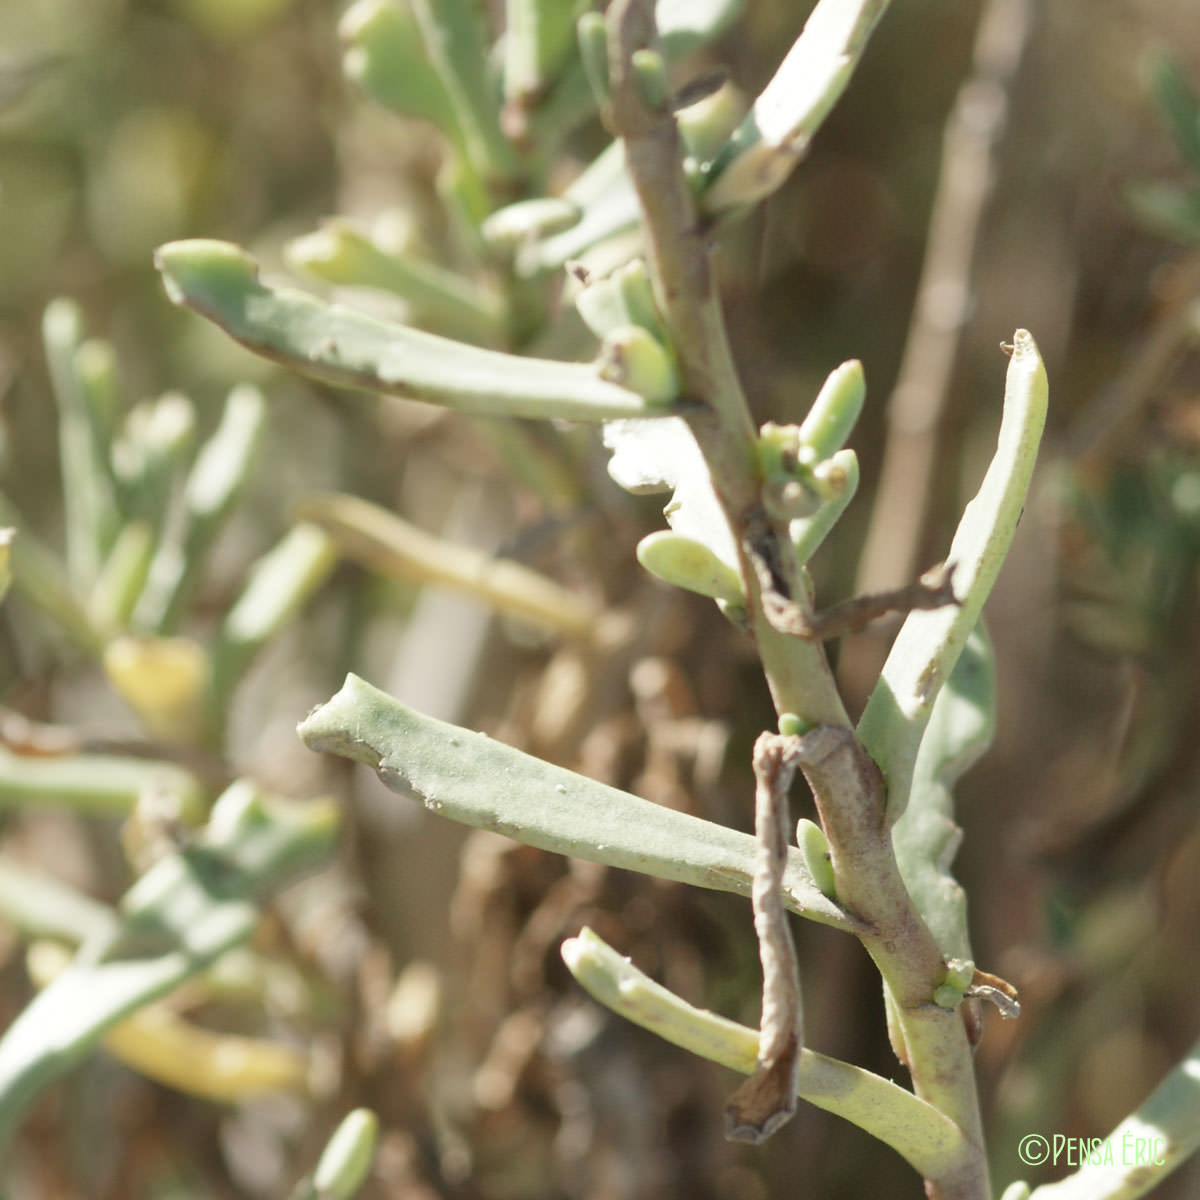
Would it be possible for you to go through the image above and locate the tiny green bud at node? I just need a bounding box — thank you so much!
[944,958,975,991]
[597,326,679,404]
[796,817,836,899]
[778,712,810,737]
[932,984,963,1011]
[797,360,865,461]
[631,48,669,110]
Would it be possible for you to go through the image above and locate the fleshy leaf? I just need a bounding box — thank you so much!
[0,782,338,1153]
[700,0,891,215]
[604,416,739,571]
[562,926,969,1181]
[892,623,995,963]
[298,674,856,932]
[858,330,1047,822]
[154,240,659,423]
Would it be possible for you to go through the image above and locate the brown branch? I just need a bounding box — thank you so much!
[603,0,850,729]
[761,561,960,642]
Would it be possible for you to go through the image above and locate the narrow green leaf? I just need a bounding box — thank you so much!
[701,0,891,215]
[562,926,969,1180]
[43,301,120,590]
[503,0,584,105]
[0,857,116,944]
[410,0,524,186]
[88,520,154,633]
[789,449,859,565]
[155,240,659,423]
[286,220,506,345]
[891,623,995,963]
[111,392,196,538]
[298,674,857,932]
[0,782,339,1154]
[858,330,1047,823]
[339,0,463,143]
[296,492,599,639]
[135,384,267,633]
[0,745,205,821]
[210,523,338,711]
[0,497,102,653]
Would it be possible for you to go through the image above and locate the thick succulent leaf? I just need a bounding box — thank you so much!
[858,330,1047,823]
[0,858,116,944]
[655,0,743,58]
[892,623,995,963]
[700,0,891,215]
[298,675,856,931]
[0,782,338,1153]
[340,0,463,143]
[604,416,739,571]
[563,926,970,1181]
[0,745,204,821]
[154,240,659,423]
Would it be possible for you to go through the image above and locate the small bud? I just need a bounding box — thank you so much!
[677,75,747,165]
[932,984,963,1011]
[631,48,669,110]
[312,1108,379,1199]
[637,530,743,604]
[482,197,580,247]
[796,817,836,900]
[944,958,975,991]
[798,361,865,461]
[777,712,810,737]
[597,326,679,404]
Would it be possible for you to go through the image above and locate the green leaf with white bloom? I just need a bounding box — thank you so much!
[155,240,660,423]
[597,325,679,403]
[892,623,995,964]
[298,674,856,932]
[603,415,739,574]
[0,782,338,1155]
[858,330,1048,823]
[700,0,891,216]
[561,926,970,1181]
[294,1108,379,1200]
[636,530,743,605]
[340,0,463,148]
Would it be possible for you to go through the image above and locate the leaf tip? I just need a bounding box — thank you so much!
[154,239,261,313]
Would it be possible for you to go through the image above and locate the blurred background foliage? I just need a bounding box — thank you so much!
[0,0,1199,1197]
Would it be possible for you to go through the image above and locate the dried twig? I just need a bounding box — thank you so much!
[725,732,806,1143]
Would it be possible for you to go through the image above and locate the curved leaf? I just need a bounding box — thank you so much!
[155,240,660,423]
[0,782,338,1154]
[298,674,857,931]
[858,330,1047,822]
